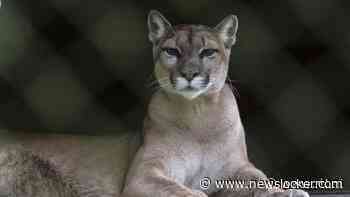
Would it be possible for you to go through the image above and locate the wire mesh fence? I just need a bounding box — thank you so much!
[0,0,349,191]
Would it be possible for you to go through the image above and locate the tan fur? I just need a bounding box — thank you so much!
[121,11,310,197]
[0,131,139,197]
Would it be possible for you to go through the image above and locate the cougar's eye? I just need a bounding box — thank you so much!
[162,47,181,57]
[199,48,218,58]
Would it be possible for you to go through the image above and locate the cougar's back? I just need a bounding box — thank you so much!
[0,130,141,197]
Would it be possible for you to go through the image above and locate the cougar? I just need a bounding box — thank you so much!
[121,10,310,197]
[0,10,309,197]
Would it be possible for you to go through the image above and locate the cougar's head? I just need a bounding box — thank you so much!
[148,10,238,100]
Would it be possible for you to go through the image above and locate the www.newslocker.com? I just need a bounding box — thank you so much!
[199,177,343,190]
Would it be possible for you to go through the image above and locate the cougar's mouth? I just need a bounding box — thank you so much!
[170,75,211,99]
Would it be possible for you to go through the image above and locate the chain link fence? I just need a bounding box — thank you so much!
[0,0,349,192]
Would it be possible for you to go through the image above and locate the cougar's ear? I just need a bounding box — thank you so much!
[215,15,238,48]
[147,10,174,44]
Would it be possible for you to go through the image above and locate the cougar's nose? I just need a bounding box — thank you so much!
[179,70,200,81]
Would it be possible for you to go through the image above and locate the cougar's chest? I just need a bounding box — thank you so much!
[184,134,232,193]
[180,112,241,193]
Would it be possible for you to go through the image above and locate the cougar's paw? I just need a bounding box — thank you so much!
[169,189,207,197]
[270,189,309,197]
[288,189,309,197]
[191,189,208,197]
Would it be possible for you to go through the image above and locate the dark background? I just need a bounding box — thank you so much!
[0,0,349,192]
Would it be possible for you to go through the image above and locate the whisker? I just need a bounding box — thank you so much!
[146,77,169,88]
[145,73,158,86]
[226,77,240,99]
[226,78,238,83]
[148,80,173,93]
[145,73,155,82]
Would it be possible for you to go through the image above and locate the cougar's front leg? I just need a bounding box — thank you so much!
[211,163,309,197]
[121,146,207,197]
